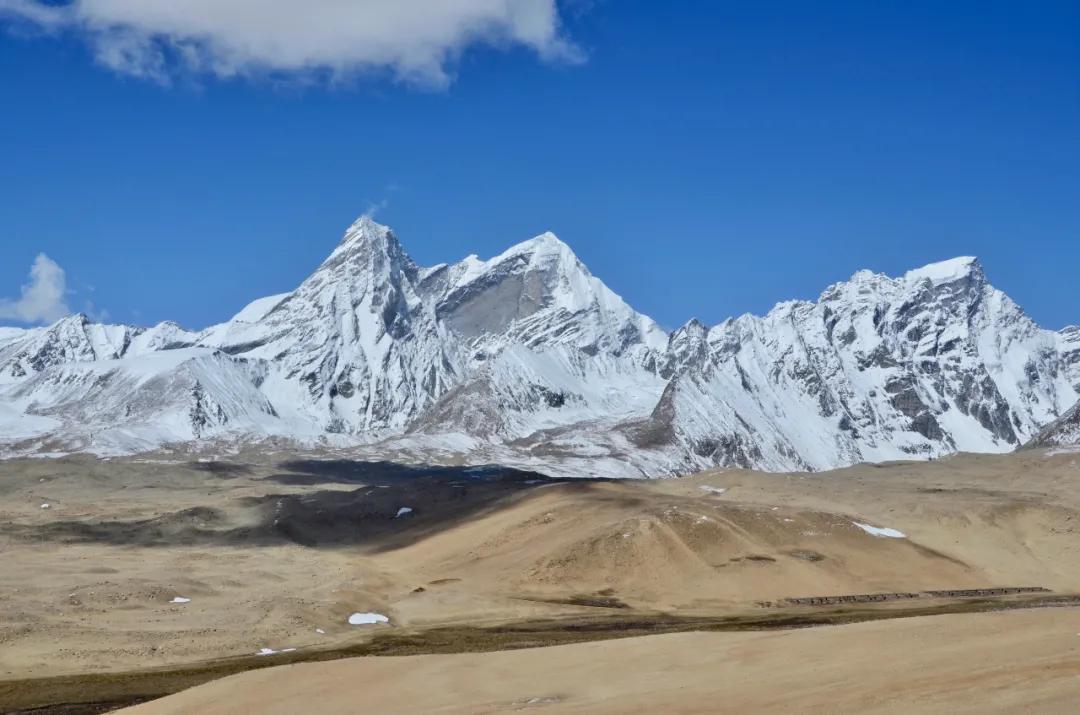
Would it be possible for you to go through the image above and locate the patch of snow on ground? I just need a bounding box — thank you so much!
[169,597,191,604]
[852,522,906,538]
[348,612,389,626]
[698,485,726,495]
[515,697,562,707]
[0,403,61,443]
[40,503,50,509]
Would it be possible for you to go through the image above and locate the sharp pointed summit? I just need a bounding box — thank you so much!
[333,215,406,256]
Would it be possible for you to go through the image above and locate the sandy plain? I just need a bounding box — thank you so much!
[2,447,1079,712]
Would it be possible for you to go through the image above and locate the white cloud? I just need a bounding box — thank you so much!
[0,0,581,87]
[83,299,110,323]
[0,254,71,325]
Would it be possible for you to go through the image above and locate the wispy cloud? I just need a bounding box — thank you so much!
[82,299,110,323]
[0,0,583,88]
[363,182,402,219]
[0,253,71,325]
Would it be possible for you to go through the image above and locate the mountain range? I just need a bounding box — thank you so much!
[1,216,1077,477]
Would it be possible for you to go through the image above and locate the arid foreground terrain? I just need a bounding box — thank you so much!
[2,448,1080,713]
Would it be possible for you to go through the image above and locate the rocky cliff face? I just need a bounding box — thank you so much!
[0,218,1075,476]
[635,257,1076,473]
[1025,399,1080,449]
[199,218,460,435]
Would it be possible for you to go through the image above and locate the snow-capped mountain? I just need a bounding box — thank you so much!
[410,229,668,440]
[0,216,1075,476]
[628,257,1078,473]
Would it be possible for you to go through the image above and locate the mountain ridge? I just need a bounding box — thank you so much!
[1,215,1076,476]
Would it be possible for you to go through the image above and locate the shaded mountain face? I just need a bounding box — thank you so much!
[1025,399,1080,449]
[0,218,1075,477]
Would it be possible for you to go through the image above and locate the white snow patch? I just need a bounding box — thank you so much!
[0,402,60,442]
[904,256,978,286]
[40,503,50,509]
[348,612,389,626]
[169,596,191,604]
[852,522,906,539]
[698,485,726,495]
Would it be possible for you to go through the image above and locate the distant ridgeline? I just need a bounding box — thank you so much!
[1,216,1078,477]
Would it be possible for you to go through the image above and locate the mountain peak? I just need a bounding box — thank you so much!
[49,312,89,329]
[499,231,576,264]
[7,213,1075,479]
[528,230,567,247]
[336,214,397,251]
[903,256,983,287]
[314,214,416,282]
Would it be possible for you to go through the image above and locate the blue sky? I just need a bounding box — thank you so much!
[1,0,1078,331]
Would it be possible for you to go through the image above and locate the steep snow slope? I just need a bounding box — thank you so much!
[198,218,463,435]
[190,218,669,442]
[0,216,1075,475]
[1059,325,1080,391]
[1,348,285,454]
[0,314,199,386]
[196,294,290,348]
[633,257,1077,472]
[411,231,669,439]
[0,315,140,385]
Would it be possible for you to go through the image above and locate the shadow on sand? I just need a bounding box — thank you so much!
[5,459,627,552]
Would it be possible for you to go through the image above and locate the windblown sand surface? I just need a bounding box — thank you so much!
[2,447,1080,711]
[122,606,1080,715]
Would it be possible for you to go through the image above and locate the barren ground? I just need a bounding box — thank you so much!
[2,447,1079,712]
